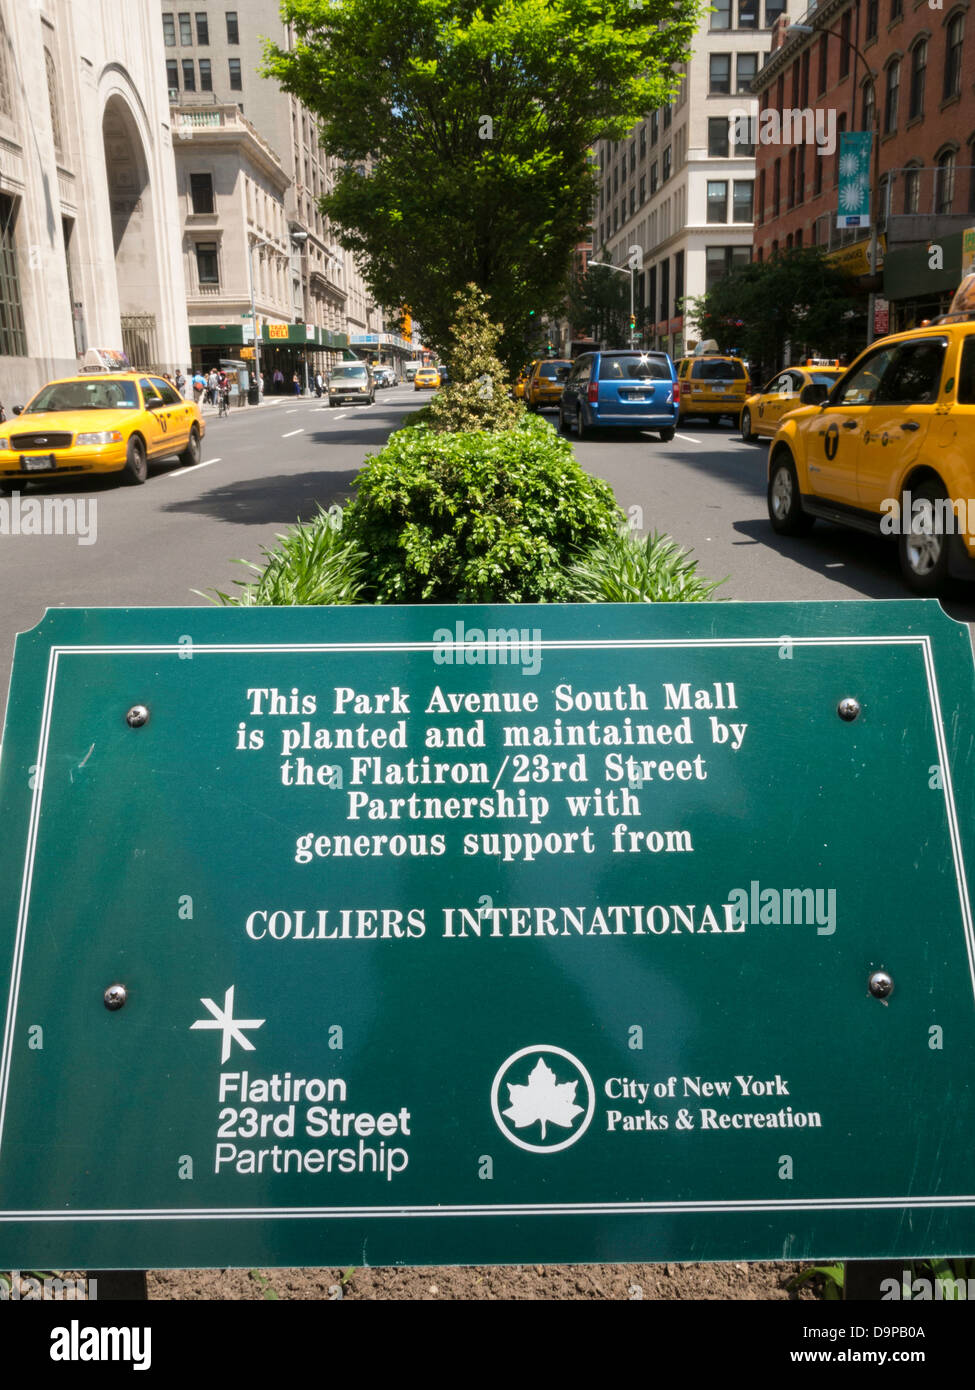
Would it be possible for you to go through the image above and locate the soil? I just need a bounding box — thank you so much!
[146,1260,822,1301]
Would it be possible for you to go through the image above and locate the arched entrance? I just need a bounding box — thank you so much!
[102,96,162,367]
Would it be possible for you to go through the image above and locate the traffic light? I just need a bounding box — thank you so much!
[546,342,554,356]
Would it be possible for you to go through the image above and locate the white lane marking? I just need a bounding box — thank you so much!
[286,408,298,414]
[334,414,347,420]
[167,457,220,478]
[676,433,702,444]
[282,429,305,438]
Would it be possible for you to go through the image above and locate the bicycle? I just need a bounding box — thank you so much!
[218,389,231,418]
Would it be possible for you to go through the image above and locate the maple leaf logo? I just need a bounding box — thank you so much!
[503,1057,584,1140]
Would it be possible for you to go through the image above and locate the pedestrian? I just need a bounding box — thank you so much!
[175,369,187,398]
[315,371,323,399]
[293,372,301,398]
[273,367,284,393]
[207,368,218,406]
[192,370,206,404]
[217,368,230,417]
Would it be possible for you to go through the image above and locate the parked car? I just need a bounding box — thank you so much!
[558,349,679,441]
[414,367,441,390]
[766,279,975,594]
[0,371,204,490]
[327,363,375,406]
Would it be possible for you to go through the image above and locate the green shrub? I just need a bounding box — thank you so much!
[343,415,622,602]
[567,529,725,603]
[426,284,524,434]
[205,508,369,606]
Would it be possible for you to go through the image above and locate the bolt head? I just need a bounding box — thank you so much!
[838,697,861,722]
[868,970,894,1000]
[104,984,127,1011]
[126,705,150,728]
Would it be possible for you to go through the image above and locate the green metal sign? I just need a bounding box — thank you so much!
[1,601,974,1269]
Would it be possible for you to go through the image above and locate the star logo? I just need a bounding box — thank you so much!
[190,985,265,1064]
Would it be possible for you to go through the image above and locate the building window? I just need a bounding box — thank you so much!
[705,245,750,290]
[630,187,636,215]
[773,157,781,214]
[179,12,192,45]
[0,193,27,356]
[650,110,658,145]
[883,59,899,134]
[943,13,964,100]
[45,48,63,156]
[199,58,212,91]
[710,54,731,94]
[163,13,176,46]
[650,160,659,194]
[891,0,902,17]
[663,101,672,129]
[708,116,730,157]
[739,0,759,28]
[711,0,731,29]
[196,12,209,44]
[639,125,647,159]
[733,119,755,156]
[908,40,926,120]
[863,79,876,130]
[765,0,785,24]
[229,57,242,90]
[814,146,824,196]
[733,180,754,222]
[629,144,636,175]
[189,172,214,214]
[166,59,179,92]
[707,180,729,222]
[936,149,956,213]
[639,174,646,204]
[226,10,239,43]
[791,57,800,106]
[182,58,196,91]
[195,241,219,285]
[903,163,920,213]
[737,52,758,93]
[787,147,796,207]
[662,145,672,180]
[866,0,878,40]
[839,10,852,78]
[758,168,766,223]
[817,34,828,93]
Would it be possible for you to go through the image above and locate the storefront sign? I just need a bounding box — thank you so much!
[2,602,974,1268]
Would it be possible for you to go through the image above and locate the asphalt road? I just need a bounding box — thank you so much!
[2,387,974,731]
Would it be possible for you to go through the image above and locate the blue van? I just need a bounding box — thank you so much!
[558,349,679,441]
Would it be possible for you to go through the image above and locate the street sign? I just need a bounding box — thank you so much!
[837,131,872,229]
[873,296,889,335]
[2,601,975,1269]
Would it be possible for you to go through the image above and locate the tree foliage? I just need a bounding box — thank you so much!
[566,249,630,348]
[426,284,524,431]
[686,249,858,378]
[265,0,703,365]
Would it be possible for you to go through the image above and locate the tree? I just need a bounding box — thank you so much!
[686,249,859,380]
[566,249,630,348]
[427,284,523,431]
[265,0,703,366]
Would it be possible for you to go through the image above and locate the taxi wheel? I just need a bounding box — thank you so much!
[179,427,201,468]
[898,480,950,595]
[658,427,675,442]
[740,409,756,442]
[768,452,813,536]
[122,436,148,486]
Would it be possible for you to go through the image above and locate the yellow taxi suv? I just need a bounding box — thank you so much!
[676,353,750,426]
[766,279,975,594]
[740,361,845,441]
[0,372,204,492]
[414,367,441,391]
[511,365,533,400]
[526,359,572,411]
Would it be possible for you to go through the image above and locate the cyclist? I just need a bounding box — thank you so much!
[217,369,231,417]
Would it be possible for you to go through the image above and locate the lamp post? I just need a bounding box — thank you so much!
[786,23,881,343]
[588,259,636,346]
[246,236,262,405]
[290,228,311,392]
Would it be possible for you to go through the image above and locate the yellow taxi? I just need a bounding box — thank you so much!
[512,365,534,400]
[675,351,751,426]
[766,276,975,593]
[526,358,572,411]
[414,367,441,391]
[0,371,204,491]
[740,361,845,441]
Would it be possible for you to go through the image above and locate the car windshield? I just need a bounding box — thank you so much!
[331,367,367,379]
[810,372,842,387]
[692,359,745,380]
[599,355,671,381]
[538,362,570,379]
[25,380,140,412]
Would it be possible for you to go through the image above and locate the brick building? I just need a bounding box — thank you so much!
[753,0,975,338]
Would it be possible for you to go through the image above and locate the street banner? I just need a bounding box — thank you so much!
[1,602,974,1268]
[837,132,872,229]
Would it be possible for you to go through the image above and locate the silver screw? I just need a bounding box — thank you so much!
[838,697,861,722]
[126,705,150,728]
[868,970,893,1000]
[104,984,127,1011]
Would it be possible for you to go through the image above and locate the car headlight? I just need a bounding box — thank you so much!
[75,431,123,446]
[0,439,9,450]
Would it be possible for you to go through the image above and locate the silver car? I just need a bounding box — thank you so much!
[327,364,375,406]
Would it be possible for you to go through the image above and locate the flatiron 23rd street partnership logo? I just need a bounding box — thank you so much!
[491,1046,596,1153]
